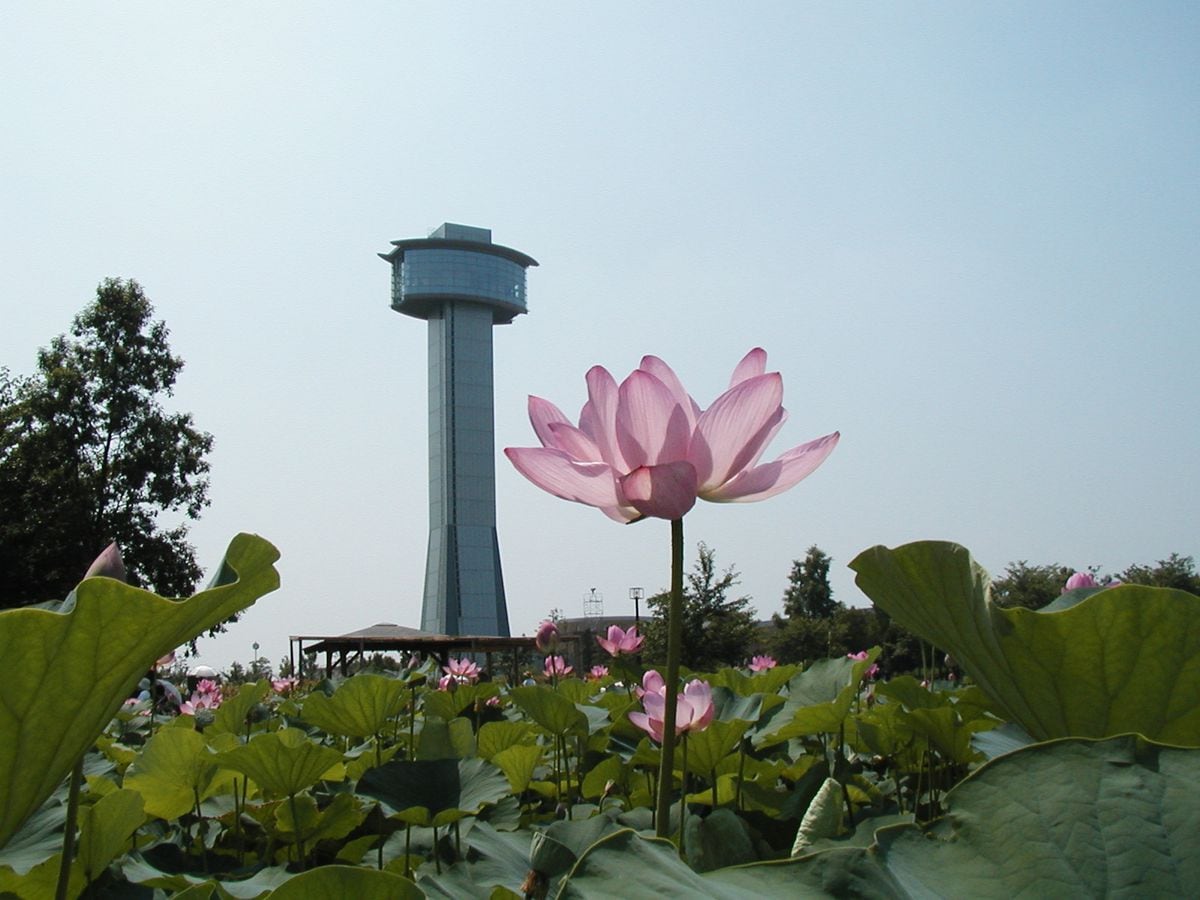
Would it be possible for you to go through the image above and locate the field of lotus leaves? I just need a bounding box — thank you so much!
[1,533,1198,898]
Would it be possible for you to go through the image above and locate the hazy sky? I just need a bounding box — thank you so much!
[3,3,1196,671]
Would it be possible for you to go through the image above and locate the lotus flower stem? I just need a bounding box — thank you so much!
[54,758,83,900]
[678,733,689,850]
[654,518,685,839]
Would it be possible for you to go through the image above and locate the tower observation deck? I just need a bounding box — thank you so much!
[379,224,537,636]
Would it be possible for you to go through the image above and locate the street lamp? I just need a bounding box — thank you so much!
[629,587,644,631]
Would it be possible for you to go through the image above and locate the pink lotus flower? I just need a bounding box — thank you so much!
[443,658,480,684]
[180,687,221,715]
[544,655,573,678]
[1063,571,1098,592]
[635,669,666,699]
[535,620,560,652]
[588,665,610,680]
[630,678,714,743]
[596,624,644,657]
[505,349,839,522]
[749,655,777,672]
[271,677,299,694]
[846,651,870,662]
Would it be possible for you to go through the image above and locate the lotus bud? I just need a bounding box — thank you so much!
[84,542,126,583]
[1063,571,1098,593]
[535,619,559,652]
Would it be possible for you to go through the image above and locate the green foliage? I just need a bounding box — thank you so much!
[301,673,406,739]
[216,728,344,798]
[557,736,1200,897]
[0,532,279,850]
[266,865,423,899]
[1121,552,1200,593]
[642,542,758,670]
[990,560,1076,610]
[0,278,213,607]
[851,540,1200,743]
[4,535,1198,896]
[782,545,839,619]
[123,727,220,819]
[768,548,924,675]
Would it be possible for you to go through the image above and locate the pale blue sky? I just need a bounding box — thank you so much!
[2,3,1196,670]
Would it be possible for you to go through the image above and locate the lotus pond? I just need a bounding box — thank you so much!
[1,534,1197,898]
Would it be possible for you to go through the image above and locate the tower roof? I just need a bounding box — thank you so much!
[378,222,538,269]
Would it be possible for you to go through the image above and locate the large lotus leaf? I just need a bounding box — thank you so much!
[121,856,292,897]
[357,757,509,828]
[264,865,423,899]
[685,719,750,777]
[210,680,272,737]
[710,664,800,699]
[476,721,536,761]
[709,687,767,724]
[510,686,588,738]
[0,798,66,876]
[422,681,499,721]
[492,743,544,794]
[76,788,145,884]
[850,541,1200,743]
[415,716,475,760]
[754,651,878,748]
[684,808,756,873]
[415,820,537,899]
[302,674,406,739]
[0,533,279,850]
[123,726,220,819]
[558,736,1200,897]
[214,728,344,798]
[876,735,1200,896]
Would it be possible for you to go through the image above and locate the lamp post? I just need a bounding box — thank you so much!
[629,587,644,631]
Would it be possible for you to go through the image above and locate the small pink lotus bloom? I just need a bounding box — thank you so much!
[846,651,870,662]
[485,695,501,707]
[749,655,777,672]
[597,624,644,657]
[84,542,127,583]
[443,658,481,684]
[535,620,560,652]
[864,663,880,680]
[544,655,573,678]
[1063,571,1098,593]
[195,679,220,696]
[588,665,610,680]
[635,669,666,699]
[180,688,221,715]
[271,677,299,694]
[630,678,715,743]
[505,349,839,522]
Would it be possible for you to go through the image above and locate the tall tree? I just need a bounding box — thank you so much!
[0,278,213,606]
[643,542,758,671]
[781,544,839,619]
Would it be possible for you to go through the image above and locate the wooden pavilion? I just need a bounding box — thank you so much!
[288,623,582,681]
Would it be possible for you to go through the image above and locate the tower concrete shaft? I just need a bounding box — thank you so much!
[380,224,537,636]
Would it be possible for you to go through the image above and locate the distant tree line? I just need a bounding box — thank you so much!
[639,543,1199,676]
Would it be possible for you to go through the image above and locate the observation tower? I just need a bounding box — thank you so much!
[379,224,537,636]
